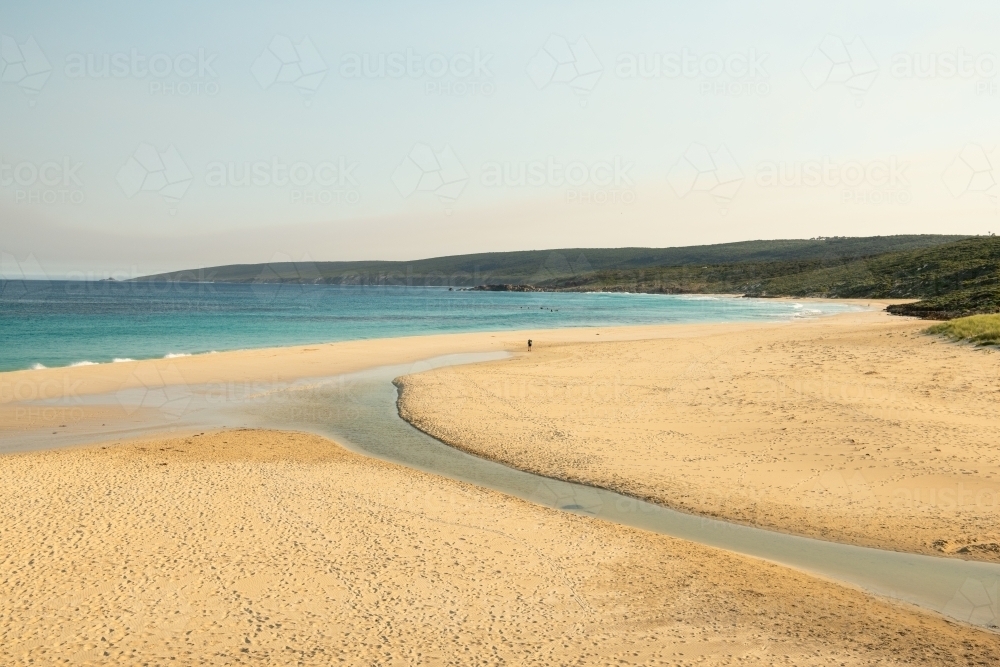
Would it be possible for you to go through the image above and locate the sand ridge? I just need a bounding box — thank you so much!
[397,310,1000,561]
[1,429,998,665]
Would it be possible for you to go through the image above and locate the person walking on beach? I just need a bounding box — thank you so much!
[527,339,532,352]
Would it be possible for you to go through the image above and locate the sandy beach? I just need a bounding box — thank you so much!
[2,428,999,666]
[2,312,863,448]
[397,308,1000,562]
[0,299,883,410]
[3,305,1000,664]
[13,0,997,661]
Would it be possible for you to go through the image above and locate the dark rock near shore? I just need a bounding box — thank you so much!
[469,284,542,292]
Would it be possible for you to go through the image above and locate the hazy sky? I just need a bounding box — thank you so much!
[2,0,1000,277]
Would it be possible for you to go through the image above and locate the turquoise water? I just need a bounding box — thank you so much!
[0,280,857,372]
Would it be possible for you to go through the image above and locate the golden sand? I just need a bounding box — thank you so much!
[1,429,997,666]
[397,309,1000,561]
[3,304,999,664]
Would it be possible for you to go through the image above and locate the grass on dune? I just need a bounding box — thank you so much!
[926,314,1000,345]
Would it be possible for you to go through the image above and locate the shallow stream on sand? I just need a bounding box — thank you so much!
[8,351,1000,631]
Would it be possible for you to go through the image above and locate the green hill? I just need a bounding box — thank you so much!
[536,236,1000,319]
[134,234,998,319]
[136,235,966,286]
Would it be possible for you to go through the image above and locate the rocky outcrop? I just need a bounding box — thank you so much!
[469,284,542,292]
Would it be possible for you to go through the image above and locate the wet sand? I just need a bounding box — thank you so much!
[1,429,997,666]
[397,309,1000,561]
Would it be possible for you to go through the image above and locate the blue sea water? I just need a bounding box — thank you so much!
[0,280,858,372]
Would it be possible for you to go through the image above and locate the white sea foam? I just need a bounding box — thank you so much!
[30,363,47,370]
[163,353,192,359]
[678,295,720,301]
[112,358,136,363]
[70,361,98,367]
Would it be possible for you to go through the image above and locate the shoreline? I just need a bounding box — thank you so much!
[0,303,881,404]
[1,294,880,375]
[8,307,986,565]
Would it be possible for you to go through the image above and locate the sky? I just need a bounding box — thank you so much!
[2,0,1000,278]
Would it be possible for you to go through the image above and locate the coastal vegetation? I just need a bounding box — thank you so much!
[537,236,1000,319]
[926,314,1000,345]
[137,235,965,286]
[134,234,1000,319]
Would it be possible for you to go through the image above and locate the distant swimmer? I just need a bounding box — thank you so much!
[527,339,532,352]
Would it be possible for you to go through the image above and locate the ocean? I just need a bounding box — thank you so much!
[0,280,858,372]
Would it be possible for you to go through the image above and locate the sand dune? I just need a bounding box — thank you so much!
[397,309,1000,561]
[1,429,997,665]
